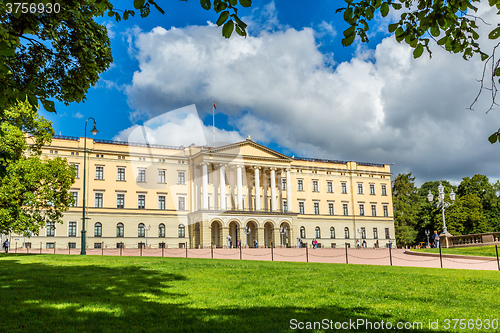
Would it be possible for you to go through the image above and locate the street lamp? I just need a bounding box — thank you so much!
[145,224,151,247]
[243,225,251,247]
[279,225,288,247]
[425,230,430,247]
[427,182,455,235]
[81,117,98,255]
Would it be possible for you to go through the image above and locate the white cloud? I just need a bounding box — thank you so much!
[121,3,500,184]
[73,112,83,119]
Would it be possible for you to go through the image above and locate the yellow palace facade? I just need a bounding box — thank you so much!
[19,135,395,250]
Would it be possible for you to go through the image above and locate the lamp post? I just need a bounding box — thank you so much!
[81,117,98,255]
[145,225,151,247]
[425,230,430,247]
[427,182,455,235]
[279,226,288,247]
[243,225,251,247]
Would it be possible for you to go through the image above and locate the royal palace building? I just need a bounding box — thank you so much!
[15,135,395,250]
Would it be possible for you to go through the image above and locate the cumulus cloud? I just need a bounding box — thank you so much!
[121,2,500,184]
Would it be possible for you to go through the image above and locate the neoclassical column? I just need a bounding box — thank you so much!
[219,164,226,210]
[270,168,277,212]
[236,165,243,210]
[254,166,261,211]
[286,168,292,212]
[202,162,208,210]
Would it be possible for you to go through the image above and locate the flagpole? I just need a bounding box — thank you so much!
[212,98,215,147]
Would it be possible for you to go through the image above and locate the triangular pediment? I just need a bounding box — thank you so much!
[207,140,293,162]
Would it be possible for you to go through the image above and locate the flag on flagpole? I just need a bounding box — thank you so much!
[213,99,216,109]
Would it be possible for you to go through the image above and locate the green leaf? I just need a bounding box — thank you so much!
[215,2,227,13]
[235,25,246,37]
[229,0,237,6]
[494,67,500,77]
[123,11,129,20]
[41,100,56,113]
[341,35,356,47]
[437,36,448,45]
[430,26,440,37]
[239,0,252,7]
[216,11,229,26]
[488,27,500,40]
[488,132,498,144]
[344,7,353,22]
[200,0,211,10]
[343,25,356,38]
[380,3,389,17]
[222,20,234,38]
[133,0,146,9]
[153,2,165,14]
[413,44,424,58]
[388,23,398,33]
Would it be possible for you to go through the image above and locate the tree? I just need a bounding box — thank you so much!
[444,194,489,235]
[392,173,422,246]
[0,101,75,235]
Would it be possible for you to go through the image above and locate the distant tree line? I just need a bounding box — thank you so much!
[392,173,500,247]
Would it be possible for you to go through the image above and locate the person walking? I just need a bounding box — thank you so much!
[3,239,9,253]
[432,231,440,248]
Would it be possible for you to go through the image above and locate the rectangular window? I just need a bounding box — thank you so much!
[373,228,378,239]
[381,184,387,196]
[297,179,304,191]
[178,196,186,211]
[298,201,305,214]
[327,181,333,193]
[95,166,104,180]
[46,222,55,237]
[371,204,377,217]
[68,221,77,237]
[158,170,166,184]
[138,169,146,182]
[312,180,319,192]
[94,243,102,249]
[46,242,55,249]
[117,167,126,181]
[70,192,78,207]
[343,203,348,216]
[282,178,287,190]
[178,171,186,184]
[116,194,125,209]
[361,227,366,239]
[70,163,79,178]
[138,195,145,209]
[328,203,334,215]
[383,205,389,217]
[158,195,166,210]
[359,203,365,216]
[370,184,375,195]
[313,202,320,215]
[283,200,288,212]
[95,193,103,208]
[385,228,390,239]
[68,242,76,249]
[341,182,347,194]
[357,183,363,194]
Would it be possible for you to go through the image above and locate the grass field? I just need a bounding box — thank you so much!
[415,245,500,258]
[0,254,499,332]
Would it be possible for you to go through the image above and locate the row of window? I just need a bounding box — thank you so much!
[299,226,391,240]
[45,222,186,238]
[70,192,186,210]
[295,179,388,195]
[296,201,389,217]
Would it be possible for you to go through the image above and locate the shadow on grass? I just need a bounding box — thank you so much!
[0,254,448,333]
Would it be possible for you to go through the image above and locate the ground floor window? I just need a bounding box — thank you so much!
[68,242,76,249]
[159,242,166,249]
[116,242,124,249]
[46,242,54,249]
[94,243,102,249]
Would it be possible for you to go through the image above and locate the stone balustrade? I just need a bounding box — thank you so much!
[440,232,500,248]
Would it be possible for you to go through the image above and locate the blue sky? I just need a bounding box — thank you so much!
[41,0,500,185]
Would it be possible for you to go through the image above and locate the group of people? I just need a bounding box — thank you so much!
[356,239,368,249]
[296,237,319,249]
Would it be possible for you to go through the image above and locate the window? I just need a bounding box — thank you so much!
[46,221,55,237]
[282,178,287,190]
[94,243,102,249]
[116,194,124,209]
[341,182,347,194]
[68,221,77,237]
[138,169,146,182]
[158,195,166,210]
[328,202,334,215]
[138,195,145,209]
[46,242,55,249]
[381,184,387,196]
[158,170,166,183]
[385,228,390,239]
[297,179,304,191]
[95,166,104,180]
[138,223,145,237]
[373,228,378,239]
[116,223,124,237]
[327,181,333,193]
[94,222,102,237]
[70,163,79,178]
[283,200,288,212]
[117,167,126,181]
[300,226,306,238]
[116,242,124,248]
[178,196,186,211]
[312,180,319,192]
[370,184,375,195]
[383,205,389,217]
[359,203,365,216]
[357,183,363,194]
[68,242,76,249]
[330,227,335,239]
[159,242,166,249]
[95,193,103,208]
[371,204,377,217]
[298,201,305,214]
[344,227,350,239]
[313,202,320,215]
[361,227,366,239]
[315,226,321,238]
[158,223,165,238]
[178,171,186,184]
[178,224,185,238]
[70,192,78,207]
[342,203,348,216]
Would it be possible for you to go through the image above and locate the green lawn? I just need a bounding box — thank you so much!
[415,245,500,257]
[0,254,499,332]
